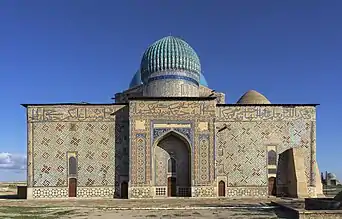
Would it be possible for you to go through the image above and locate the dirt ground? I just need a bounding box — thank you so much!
[0,197,291,219]
[0,184,288,219]
[0,206,287,219]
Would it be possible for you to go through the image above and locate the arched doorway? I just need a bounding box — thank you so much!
[218,180,225,197]
[153,132,191,197]
[121,181,128,199]
[268,177,276,196]
[68,156,77,197]
[68,178,77,197]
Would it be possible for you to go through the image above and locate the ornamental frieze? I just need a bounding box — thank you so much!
[130,101,216,117]
[217,106,315,121]
[152,128,192,145]
[27,105,126,122]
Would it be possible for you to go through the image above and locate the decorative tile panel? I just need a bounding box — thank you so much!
[27,105,128,199]
[32,187,68,198]
[130,187,152,198]
[198,134,210,184]
[192,186,215,197]
[226,187,268,197]
[215,106,316,194]
[135,133,146,185]
[217,106,316,122]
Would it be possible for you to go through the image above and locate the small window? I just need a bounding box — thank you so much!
[69,156,77,175]
[168,158,176,173]
[268,150,277,165]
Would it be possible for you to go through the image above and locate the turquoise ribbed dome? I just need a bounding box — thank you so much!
[140,36,201,83]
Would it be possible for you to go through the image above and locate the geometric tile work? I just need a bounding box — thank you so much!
[216,106,316,192]
[130,187,152,198]
[198,134,210,184]
[27,105,128,196]
[153,145,168,186]
[135,133,146,185]
[129,100,217,198]
[32,121,115,187]
[32,187,115,198]
[32,187,68,198]
[153,128,192,145]
[192,186,215,197]
[226,187,268,197]
[77,187,114,198]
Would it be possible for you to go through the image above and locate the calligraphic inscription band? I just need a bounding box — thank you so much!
[130,101,216,117]
[218,106,315,121]
[27,106,125,122]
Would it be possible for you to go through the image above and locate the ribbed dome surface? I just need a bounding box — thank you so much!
[237,90,271,104]
[140,36,201,83]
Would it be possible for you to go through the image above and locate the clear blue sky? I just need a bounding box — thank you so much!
[0,0,341,182]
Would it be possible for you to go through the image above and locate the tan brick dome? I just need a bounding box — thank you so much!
[236,90,271,104]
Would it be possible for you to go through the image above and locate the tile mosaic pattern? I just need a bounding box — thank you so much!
[27,105,128,198]
[77,187,114,198]
[32,187,68,198]
[192,186,215,197]
[32,122,116,187]
[198,134,210,183]
[215,106,316,195]
[129,100,217,198]
[226,187,268,197]
[26,101,318,199]
[130,187,152,198]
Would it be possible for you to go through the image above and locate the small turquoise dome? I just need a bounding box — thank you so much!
[200,73,208,87]
[140,36,201,83]
[129,70,142,88]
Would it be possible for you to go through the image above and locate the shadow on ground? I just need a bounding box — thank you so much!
[0,194,20,199]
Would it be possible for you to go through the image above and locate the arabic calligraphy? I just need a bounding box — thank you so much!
[218,106,315,121]
[28,106,125,122]
[131,101,216,117]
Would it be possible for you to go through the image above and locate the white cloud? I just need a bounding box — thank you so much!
[0,152,26,171]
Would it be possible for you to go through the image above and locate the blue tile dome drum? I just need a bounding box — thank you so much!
[139,36,202,97]
[128,72,208,88]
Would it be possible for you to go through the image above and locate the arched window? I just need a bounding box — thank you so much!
[268,150,277,165]
[168,158,176,173]
[69,156,77,175]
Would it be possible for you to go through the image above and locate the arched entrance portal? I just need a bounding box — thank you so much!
[154,132,191,197]
[268,177,276,196]
[218,180,225,197]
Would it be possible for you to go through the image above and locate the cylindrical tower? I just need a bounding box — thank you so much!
[140,36,201,97]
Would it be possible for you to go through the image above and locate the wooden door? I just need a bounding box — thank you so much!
[68,178,77,197]
[167,177,177,197]
[268,177,276,196]
[121,181,128,199]
[218,180,225,197]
